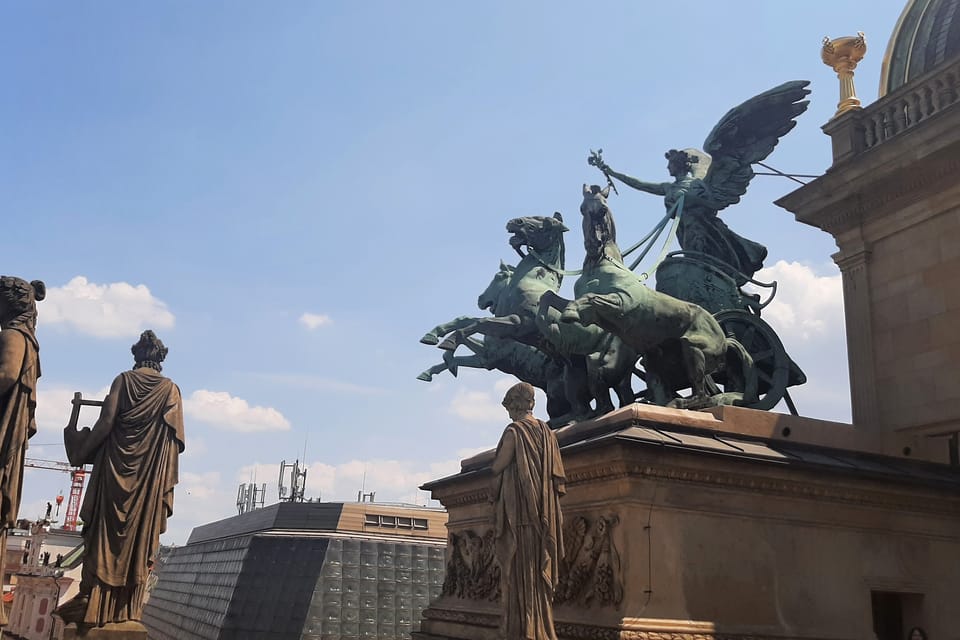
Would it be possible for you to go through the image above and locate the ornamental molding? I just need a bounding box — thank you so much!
[814,154,960,234]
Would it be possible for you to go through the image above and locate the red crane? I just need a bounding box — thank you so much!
[22,458,87,531]
[23,392,104,532]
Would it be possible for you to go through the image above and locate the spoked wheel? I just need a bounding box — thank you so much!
[714,310,790,411]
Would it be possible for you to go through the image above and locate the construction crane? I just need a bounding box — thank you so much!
[22,392,104,532]
[22,457,87,531]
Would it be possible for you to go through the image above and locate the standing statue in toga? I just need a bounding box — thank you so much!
[490,382,565,640]
[57,330,185,629]
[0,276,44,626]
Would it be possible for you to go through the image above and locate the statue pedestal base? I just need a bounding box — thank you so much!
[55,621,147,639]
[417,404,960,640]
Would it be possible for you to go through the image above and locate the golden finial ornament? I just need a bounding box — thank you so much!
[822,32,867,117]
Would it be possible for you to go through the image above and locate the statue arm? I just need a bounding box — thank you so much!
[490,428,516,475]
[606,169,667,196]
[0,331,26,395]
[74,375,123,462]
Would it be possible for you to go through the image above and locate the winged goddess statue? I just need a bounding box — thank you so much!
[589,80,810,285]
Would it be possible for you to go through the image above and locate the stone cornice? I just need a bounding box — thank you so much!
[422,608,813,640]
[777,146,960,236]
[438,453,960,521]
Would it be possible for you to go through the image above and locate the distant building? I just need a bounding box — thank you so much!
[143,501,447,640]
[3,524,83,640]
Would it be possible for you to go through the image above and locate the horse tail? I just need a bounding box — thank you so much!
[724,338,758,404]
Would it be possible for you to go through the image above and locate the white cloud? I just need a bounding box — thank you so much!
[745,261,850,423]
[448,376,548,423]
[299,312,332,330]
[237,451,481,506]
[35,384,112,433]
[183,436,208,458]
[184,390,291,432]
[43,276,175,339]
[748,260,843,343]
[179,471,221,500]
[449,389,505,423]
[165,469,235,544]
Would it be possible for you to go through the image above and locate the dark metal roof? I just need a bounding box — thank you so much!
[187,502,345,545]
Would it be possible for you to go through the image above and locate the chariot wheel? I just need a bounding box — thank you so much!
[714,310,791,411]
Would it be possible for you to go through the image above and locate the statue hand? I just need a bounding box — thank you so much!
[588,149,610,174]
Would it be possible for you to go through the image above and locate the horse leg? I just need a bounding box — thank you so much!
[545,379,573,420]
[416,363,450,382]
[602,337,638,408]
[586,355,615,416]
[614,372,636,408]
[417,353,488,382]
[563,355,594,419]
[421,316,477,345]
[679,338,709,401]
[438,315,523,351]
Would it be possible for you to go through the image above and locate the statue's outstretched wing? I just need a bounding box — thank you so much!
[701,80,810,211]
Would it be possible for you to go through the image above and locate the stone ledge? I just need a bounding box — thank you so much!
[58,621,147,639]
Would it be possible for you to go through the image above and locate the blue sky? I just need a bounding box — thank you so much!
[2,1,908,543]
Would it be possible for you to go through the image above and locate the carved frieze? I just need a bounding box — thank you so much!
[555,515,623,607]
[443,513,624,608]
[441,529,500,601]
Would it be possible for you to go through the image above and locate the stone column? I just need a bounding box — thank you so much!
[834,244,879,429]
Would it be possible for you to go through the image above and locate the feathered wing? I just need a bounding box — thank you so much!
[701,80,811,210]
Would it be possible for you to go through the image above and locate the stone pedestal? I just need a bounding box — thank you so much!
[417,404,960,640]
[55,620,147,640]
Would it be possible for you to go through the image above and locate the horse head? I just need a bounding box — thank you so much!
[478,261,514,313]
[581,184,611,219]
[581,184,621,265]
[505,212,568,271]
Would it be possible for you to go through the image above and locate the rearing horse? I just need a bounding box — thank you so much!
[430,213,637,419]
[544,185,755,407]
[438,214,567,351]
[419,261,572,418]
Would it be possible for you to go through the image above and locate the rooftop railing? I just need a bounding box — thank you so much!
[826,56,960,163]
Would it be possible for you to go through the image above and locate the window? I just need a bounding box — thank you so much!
[364,513,429,530]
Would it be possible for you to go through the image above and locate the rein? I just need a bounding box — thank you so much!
[522,193,685,281]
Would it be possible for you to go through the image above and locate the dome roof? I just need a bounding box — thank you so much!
[880,0,960,95]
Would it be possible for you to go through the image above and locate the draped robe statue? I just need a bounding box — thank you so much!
[58,330,184,629]
[0,276,44,627]
[490,383,565,640]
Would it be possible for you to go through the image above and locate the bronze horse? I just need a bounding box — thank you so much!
[431,213,637,420]
[543,185,754,407]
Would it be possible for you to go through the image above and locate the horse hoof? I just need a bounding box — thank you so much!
[416,372,432,382]
[420,333,439,345]
[437,336,458,351]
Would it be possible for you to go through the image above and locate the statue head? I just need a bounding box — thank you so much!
[502,382,536,420]
[665,149,698,178]
[131,330,168,372]
[0,277,46,333]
